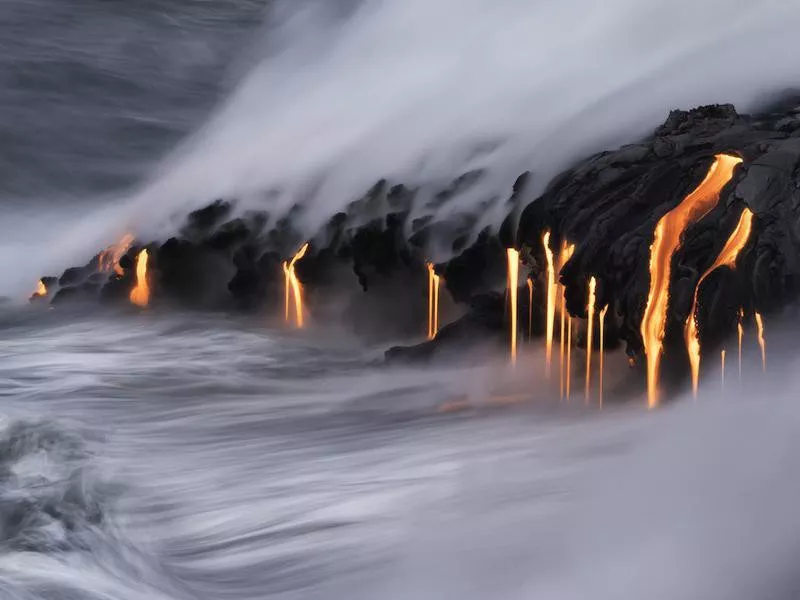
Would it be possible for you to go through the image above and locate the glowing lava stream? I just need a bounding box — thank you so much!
[585,277,597,404]
[427,263,441,340]
[738,308,744,381]
[599,304,609,409]
[99,233,135,276]
[755,312,766,372]
[283,243,309,328]
[684,207,754,397]
[641,153,743,408]
[32,279,47,298]
[129,249,150,308]
[507,248,520,365]
[558,242,575,401]
[721,349,727,390]
[526,278,534,341]
[543,232,556,376]
[566,317,573,401]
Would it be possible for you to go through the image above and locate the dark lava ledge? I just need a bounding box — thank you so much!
[34,101,800,394]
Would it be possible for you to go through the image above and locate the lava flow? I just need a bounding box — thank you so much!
[721,349,727,390]
[526,277,534,341]
[427,263,441,340]
[566,317,573,401]
[641,153,743,408]
[599,304,609,408]
[129,249,150,308]
[755,312,766,372]
[507,248,520,365]
[99,233,135,276]
[738,308,744,381]
[558,242,575,400]
[283,243,309,329]
[543,232,556,376]
[585,277,597,404]
[31,279,47,300]
[684,207,754,397]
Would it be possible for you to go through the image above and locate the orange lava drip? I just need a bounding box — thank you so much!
[543,232,556,376]
[599,305,609,409]
[737,308,744,381]
[427,263,441,340]
[526,278,534,341]
[684,207,753,397]
[585,277,597,404]
[755,312,766,372]
[283,243,309,328]
[641,154,742,408]
[33,280,47,298]
[130,249,150,308]
[507,248,520,365]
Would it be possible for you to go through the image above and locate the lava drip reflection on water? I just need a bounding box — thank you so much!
[283,243,309,329]
[130,249,150,308]
[599,304,609,409]
[585,277,597,404]
[684,207,754,397]
[641,153,743,408]
[543,232,556,376]
[755,312,766,372]
[507,248,520,365]
[427,263,441,340]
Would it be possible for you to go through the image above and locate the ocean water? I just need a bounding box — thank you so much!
[3,2,800,598]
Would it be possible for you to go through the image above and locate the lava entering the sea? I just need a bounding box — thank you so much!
[526,277,533,341]
[283,243,309,329]
[599,304,609,408]
[684,207,754,397]
[427,263,441,340]
[31,279,47,300]
[543,232,556,376]
[507,248,520,365]
[99,233,135,276]
[641,153,743,408]
[755,312,766,372]
[585,276,597,404]
[129,249,150,308]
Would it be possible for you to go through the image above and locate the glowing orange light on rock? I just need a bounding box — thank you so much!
[641,154,742,408]
[543,232,556,376]
[507,248,520,365]
[526,277,534,341]
[755,311,766,372]
[599,304,609,409]
[283,243,309,328]
[721,349,726,390]
[129,249,150,308]
[737,308,744,381]
[427,263,441,340]
[684,207,754,397]
[99,233,135,276]
[585,277,597,404]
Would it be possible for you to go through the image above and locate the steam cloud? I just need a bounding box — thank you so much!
[4,0,800,296]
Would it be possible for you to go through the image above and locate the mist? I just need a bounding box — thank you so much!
[5,0,800,296]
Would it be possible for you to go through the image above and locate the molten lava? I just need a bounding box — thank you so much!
[599,304,609,409]
[283,243,309,329]
[526,277,534,341]
[129,249,150,308]
[99,233,135,276]
[721,349,726,390]
[543,232,556,376]
[32,279,47,298]
[737,308,744,381]
[566,317,573,401]
[427,263,441,340]
[641,153,743,408]
[755,312,766,372]
[684,207,754,397]
[585,277,597,404]
[558,242,575,400]
[507,248,520,365]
